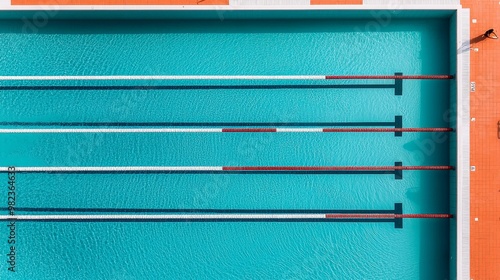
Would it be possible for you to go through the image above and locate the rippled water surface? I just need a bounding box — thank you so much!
[0,18,451,279]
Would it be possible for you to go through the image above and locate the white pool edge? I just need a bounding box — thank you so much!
[455,7,470,280]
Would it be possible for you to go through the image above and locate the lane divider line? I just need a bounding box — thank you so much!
[0,213,453,221]
[0,165,455,173]
[0,74,454,81]
[0,128,454,134]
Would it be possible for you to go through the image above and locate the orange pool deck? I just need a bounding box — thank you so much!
[460,0,500,279]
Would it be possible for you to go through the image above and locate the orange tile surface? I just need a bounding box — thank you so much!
[311,0,362,4]
[460,0,500,279]
[11,0,228,5]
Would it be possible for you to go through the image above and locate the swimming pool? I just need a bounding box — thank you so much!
[0,11,458,279]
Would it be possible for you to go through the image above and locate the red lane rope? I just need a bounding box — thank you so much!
[325,214,453,219]
[395,214,453,219]
[220,128,453,133]
[322,128,454,133]
[222,166,454,171]
[222,128,277,132]
[325,75,454,80]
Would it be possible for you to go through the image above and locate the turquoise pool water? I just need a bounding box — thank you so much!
[0,18,451,279]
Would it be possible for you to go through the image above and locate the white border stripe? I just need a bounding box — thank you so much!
[0,128,329,133]
[0,214,326,220]
[0,75,326,80]
[1,166,222,172]
[456,8,470,280]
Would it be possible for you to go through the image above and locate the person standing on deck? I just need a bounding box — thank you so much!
[484,29,498,39]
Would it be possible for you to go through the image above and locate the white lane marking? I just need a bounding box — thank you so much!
[0,128,223,133]
[0,128,328,133]
[0,214,327,220]
[0,166,223,172]
[0,75,326,80]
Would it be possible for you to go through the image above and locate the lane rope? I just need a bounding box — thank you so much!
[0,165,455,172]
[0,213,453,221]
[0,127,454,134]
[0,74,454,81]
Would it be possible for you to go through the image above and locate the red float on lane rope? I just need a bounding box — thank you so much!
[222,128,277,132]
[325,75,454,80]
[320,128,453,133]
[222,166,454,171]
[325,213,453,219]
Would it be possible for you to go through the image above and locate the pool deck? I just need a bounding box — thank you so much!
[460,0,500,279]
